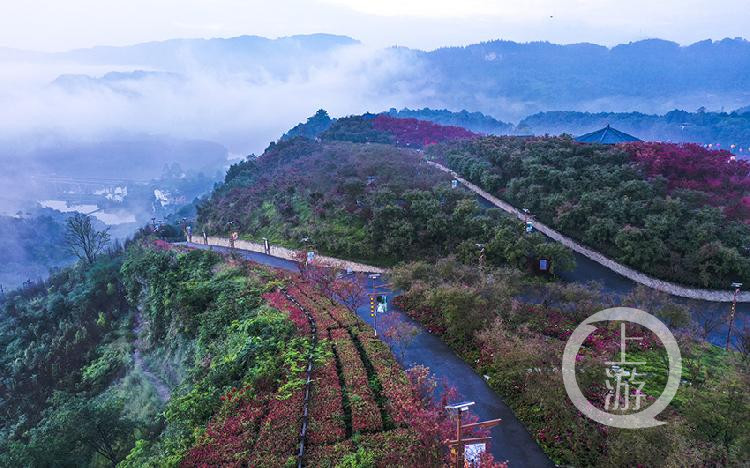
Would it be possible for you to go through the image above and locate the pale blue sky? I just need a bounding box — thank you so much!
[2,0,748,52]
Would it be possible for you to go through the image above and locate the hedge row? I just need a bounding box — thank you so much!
[329,328,382,433]
[307,338,347,445]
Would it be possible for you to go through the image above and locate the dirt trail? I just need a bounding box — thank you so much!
[133,310,171,402]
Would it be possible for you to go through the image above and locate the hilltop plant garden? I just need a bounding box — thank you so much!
[193,113,750,466]
[3,112,750,467]
[247,109,750,289]
[198,137,574,272]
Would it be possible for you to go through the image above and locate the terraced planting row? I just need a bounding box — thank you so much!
[186,263,435,466]
[281,279,426,466]
[185,375,308,467]
[329,327,383,433]
[184,291,310,468]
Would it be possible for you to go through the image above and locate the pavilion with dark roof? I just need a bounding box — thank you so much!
[575,124,641,144]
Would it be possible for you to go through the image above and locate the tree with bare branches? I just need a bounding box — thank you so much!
[65,213,111,264]
[331,274,365,314]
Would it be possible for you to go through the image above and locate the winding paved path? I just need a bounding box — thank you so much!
[180,242,553,467]
[426,160,750,303]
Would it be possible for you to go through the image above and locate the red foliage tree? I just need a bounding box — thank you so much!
[373,114,479,147]
[624,142,750,221]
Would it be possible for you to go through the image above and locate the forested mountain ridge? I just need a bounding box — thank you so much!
[415,38,750,118]
[13,35,750,125]
[385,108,513,135]
[5,34,359,73]
[285,106,750,153]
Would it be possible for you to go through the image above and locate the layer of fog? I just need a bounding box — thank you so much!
[0,42,441,225]
[0,43,435,156]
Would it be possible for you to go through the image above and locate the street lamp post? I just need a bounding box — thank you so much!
[475,243,486,271]
[262,237,270,255]
[226,221,238,251]
[301,237,315,264]
[369,273,381,336]
[522,208,534,234]
[726,282,743,351]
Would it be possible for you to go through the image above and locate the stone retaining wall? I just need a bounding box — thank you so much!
[203,236,386,274]
[427,161,750,303]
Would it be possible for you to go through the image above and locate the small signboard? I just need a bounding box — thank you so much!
[465,443,486,465]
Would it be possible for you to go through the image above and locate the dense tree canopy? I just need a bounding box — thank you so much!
[430,136,750,288]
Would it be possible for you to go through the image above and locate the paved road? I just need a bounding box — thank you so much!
[474,197,747,347]
[181,242,553,466]
[433,159,750,303]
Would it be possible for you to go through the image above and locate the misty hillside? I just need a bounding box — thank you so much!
[10,35,750,123]
[51,71,185,96]
[0,134,228,180]
[415,37,750,117]
[0,211,76,289]
[7,34,359,74]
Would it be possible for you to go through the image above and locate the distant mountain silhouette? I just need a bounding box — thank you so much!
[7,34,359,75]
[411,37,750,118]
[10,34,750,131]
[50,70,184,95]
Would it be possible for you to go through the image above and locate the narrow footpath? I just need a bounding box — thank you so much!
[180,242,553,467]
[133,309,171,403]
